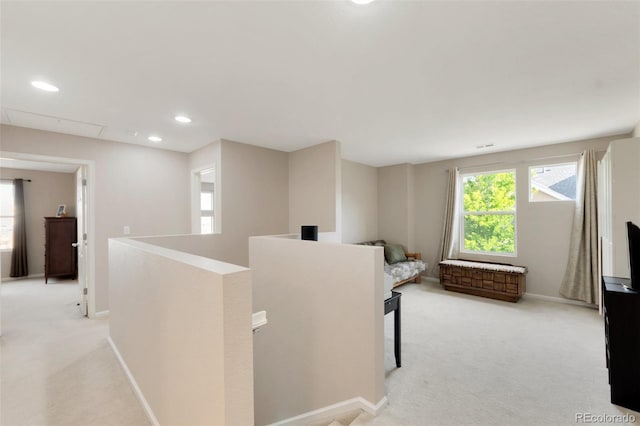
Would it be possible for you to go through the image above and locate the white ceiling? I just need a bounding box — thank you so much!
[1,1,639,167]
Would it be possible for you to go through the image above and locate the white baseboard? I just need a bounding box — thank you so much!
[523,292,597,309]
[269,396,388,426]
[94,310,110,318]
[107,337,160,426]
[1,273,45,282]
[422,276,596,309]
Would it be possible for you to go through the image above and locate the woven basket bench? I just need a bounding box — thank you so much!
[439,259,527,302]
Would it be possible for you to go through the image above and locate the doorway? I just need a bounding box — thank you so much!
[0,152,95,324]
[191,166,219,234]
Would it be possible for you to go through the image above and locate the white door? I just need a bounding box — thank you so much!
[76,166,89,316]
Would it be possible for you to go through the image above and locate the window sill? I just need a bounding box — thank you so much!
[459,250,517,259]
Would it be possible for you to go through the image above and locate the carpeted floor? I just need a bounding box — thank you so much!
[1,278,638,425]
[371,280,639,425]
[0,278,149,426]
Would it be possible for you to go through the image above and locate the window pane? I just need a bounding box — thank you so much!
[463,214,515,254]
[463,172,515,212]
[201,217,213,234]
[0,183,14,216]
[201,192,213,211]
[0,217,13,249]
[530,163,577,201]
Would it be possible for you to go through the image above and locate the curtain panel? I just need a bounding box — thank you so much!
[10,178,29,277]
[437,167,459,272]
[560,149,599,304]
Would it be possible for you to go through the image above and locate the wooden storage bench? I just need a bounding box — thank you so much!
[439,259,527,302]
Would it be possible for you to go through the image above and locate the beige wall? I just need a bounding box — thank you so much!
[250,236,385,425]
[377,164,415,251]
[414,135,622,298]
[189,141,219,172]
[633,122,640,137]
[109,238,253,425]
[341,160,378,243]
[289,141,341,234]
[0,168,76,279]
[215,139,289,266]
[0,125,191,312]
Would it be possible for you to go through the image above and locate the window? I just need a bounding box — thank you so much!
[460,170,516,255]
[199,169,215,234]
[0,182,14,250]
[529,163,577,202]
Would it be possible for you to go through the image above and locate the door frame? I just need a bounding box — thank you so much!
[1,151,96,318]
[191,165,219,235]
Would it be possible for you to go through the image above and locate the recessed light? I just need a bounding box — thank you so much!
[174,115,192,124]
[148,135,162,142]
[31,81,59,92]
[350,0,375,4]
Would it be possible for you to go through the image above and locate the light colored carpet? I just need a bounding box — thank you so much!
[0,278,149,426]
[369,280,639,426]
[2,278,638,426]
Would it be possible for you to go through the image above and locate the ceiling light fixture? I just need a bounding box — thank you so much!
[174,115,192,124]
[350,0,375,4]
[148,135,162,142]
[31,81,59,92]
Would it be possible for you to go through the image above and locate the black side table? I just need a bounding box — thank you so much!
[384,291,402,368]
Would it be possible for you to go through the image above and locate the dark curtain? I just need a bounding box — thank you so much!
[10,178,28,277]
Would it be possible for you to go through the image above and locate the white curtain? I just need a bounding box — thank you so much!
[560,149,599,304]
[439,167,459,265]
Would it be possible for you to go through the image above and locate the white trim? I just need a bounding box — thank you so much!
[94,310,110,318]
[458,168,518,257]
[523,292,597,309]
[108,337,160,426]
[0,151,96,319]
[191,165,219,235]
[425,276,597,309]
[268,396,387,426]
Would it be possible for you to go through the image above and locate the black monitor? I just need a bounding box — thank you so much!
[627,221,640,290]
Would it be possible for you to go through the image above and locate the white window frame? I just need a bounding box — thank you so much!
[528,161,578,203]
[459,168,517,257]
[0,181,14,251]
[191,166,220,235]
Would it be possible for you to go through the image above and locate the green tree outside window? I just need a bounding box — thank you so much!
[462,171,516,254]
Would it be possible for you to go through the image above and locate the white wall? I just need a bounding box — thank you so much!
[289,141,341,234]
[413,135,621,298]
[250,235,385,425]
[0,125,190,312]
[607,138,640,278]
[109,237,253,425]
[341,160,378,243]
[0,168,76,279]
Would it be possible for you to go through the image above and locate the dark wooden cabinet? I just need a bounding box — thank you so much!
[602,276,640,412]
[44,217,78,283]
